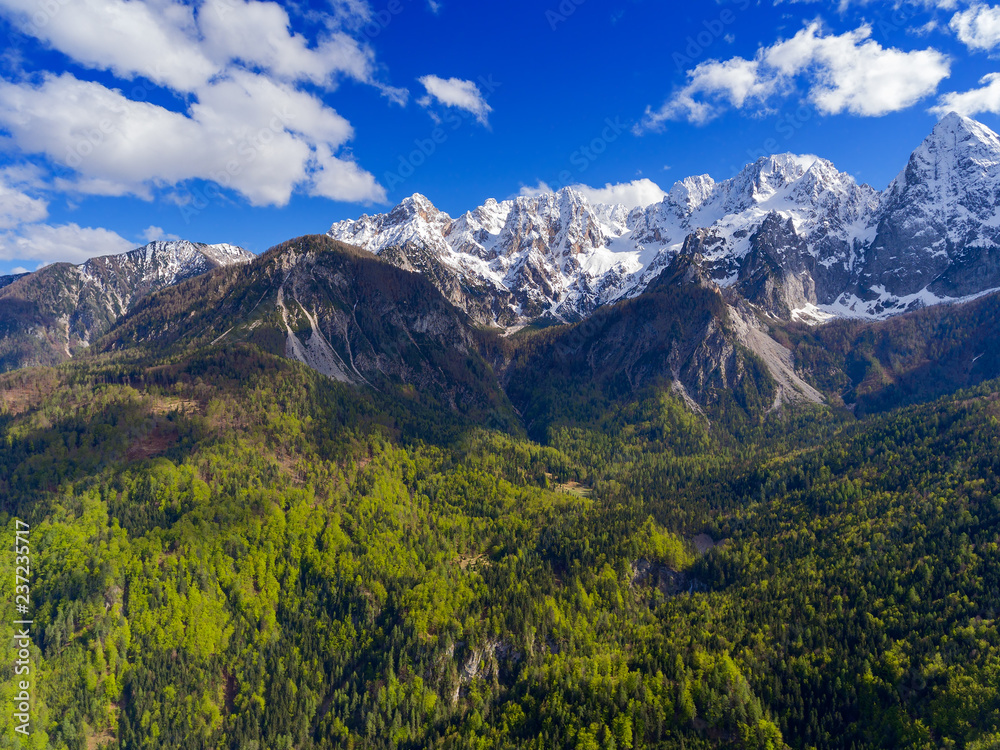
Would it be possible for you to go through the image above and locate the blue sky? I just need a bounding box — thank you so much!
[2,0,1000,273]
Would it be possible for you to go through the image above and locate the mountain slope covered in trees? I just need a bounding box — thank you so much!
[0,231,999,750]
[0,241,252,373]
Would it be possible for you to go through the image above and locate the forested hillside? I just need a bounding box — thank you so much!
[1,303,999,748]
[779,289,1000,414]
[6,1,1000,748]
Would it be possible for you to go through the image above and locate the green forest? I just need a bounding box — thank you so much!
[1,332,999,749]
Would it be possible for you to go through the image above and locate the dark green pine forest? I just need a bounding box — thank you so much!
[1,236,999,750]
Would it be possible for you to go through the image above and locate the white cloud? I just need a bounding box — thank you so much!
[309,144,387,203]
[198,0,375,87]
[932,72,1000,115]
[640,22,950,128]
[767,24,951,116]
[0,0,394,207]
[517,179,666,209]
[0,170,48,230]
[573,179,667,209]
[775,0,958,9]
[0,164,47,191]
[427,0,442,13]
[518,181,554,199]
[0,70,385,206]
[53,176,151,199]
[0,222,134,264]
[327,0,375,28]
[142,225,182,242]
[0,0,384,92]
[9,266,28,274]
[0,0,214,91]
[950,3,1000,50]
[646,57,779,126]
[418,75,492,125]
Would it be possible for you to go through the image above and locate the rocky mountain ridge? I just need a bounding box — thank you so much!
[100,234,822,424]
[329,112,1000,327]
[0,240,253,371]
[101,235,515,422]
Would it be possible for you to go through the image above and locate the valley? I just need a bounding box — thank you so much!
[0,116,999,750]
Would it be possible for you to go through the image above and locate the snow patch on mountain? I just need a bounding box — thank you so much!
[329,155,877,325]
[329,112,1000,326]
[76,239,254,317]
[820,283,1000,321]
[0,238,252,371]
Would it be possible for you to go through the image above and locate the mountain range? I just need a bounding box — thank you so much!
[328,112,1000,326]
[0,240,253,371]
[1,113,999,419]
[6,114,1000,750]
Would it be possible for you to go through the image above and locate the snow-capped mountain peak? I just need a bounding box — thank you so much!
[928,110,1000,156]
[722,153,818,210]
[889,111,1000,206]
[328,114,1000,326]
[76,239,254,317]
[0,238,252,371]
[856,112,1000,311]
[668,174,716,214]
[79,240,253,289]
[329,154,874,325]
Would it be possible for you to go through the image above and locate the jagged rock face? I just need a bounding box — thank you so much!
[330,113,1000,326]
[269,239,482,394]
[378,240,518,328]
[0,240,253,371]
[502,251,824,435]
[734,215,817,318]
[104,235,512,419]
[330,190,642,325]
[328,155,877,326]
[864,113,1000,300]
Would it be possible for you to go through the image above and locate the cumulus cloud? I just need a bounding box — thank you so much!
[573,179,667,209]
[0,0,213,91]
[142,225,182,242]
[640,22,950,128]
[0,0,394,209]
[932,72,1000,115]
[418,75,493,125]
[647,57,779,127]
[0,69,385,206]
[768,24,950,115]
[0,0,383,91]
[0,171,48,229]
[950,3,1000,50]
[202,1,360,83]
[517,179,666,209]
[0,222,134,264]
